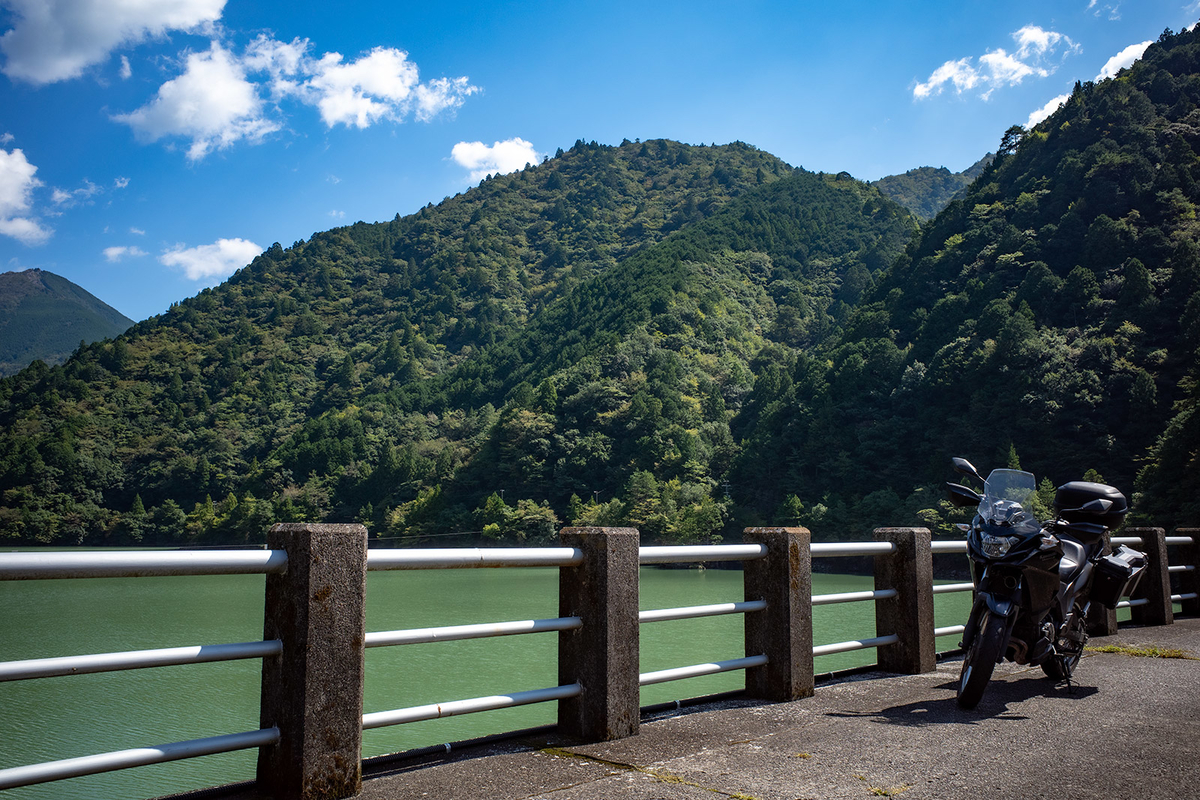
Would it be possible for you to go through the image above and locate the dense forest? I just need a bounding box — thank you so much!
[3,26,1200,546]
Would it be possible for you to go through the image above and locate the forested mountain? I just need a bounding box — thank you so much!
[0,140,916,545]
[872,155,993,220]
[4,24,1200,547]
[734,25,1200,533]
[0,269,133,377]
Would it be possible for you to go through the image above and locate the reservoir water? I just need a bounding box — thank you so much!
[0,558,973,799]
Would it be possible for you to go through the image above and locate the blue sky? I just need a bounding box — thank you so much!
[1,0,1197,322]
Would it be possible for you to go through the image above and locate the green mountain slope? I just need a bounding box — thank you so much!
[871,155,993,220]
[0,269,133,376]
[0,141,915,545]
[731,26,1200,532]
[8,18,1200,547]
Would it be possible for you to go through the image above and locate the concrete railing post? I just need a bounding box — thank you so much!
[257,523,367,800]
[873,528,935,674]
[743,527,813,701]
[1176,529,1200,617]
[1086,602,1119,636]
[1127,527,1173,627]
[557,527,640,742]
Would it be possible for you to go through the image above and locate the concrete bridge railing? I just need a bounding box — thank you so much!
[0,524,1195,799]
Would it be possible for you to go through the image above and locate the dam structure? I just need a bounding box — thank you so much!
[0,524,1195,798]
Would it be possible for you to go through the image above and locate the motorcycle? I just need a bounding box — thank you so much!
[945,457,1146,709]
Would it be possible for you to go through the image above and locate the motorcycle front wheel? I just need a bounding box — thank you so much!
[957,609,1007,709]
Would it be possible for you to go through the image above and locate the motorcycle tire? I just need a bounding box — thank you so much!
[957,610,1006,709]
[1042,601,1087,681]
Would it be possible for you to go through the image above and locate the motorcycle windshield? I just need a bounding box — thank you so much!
[979,469,1039,532]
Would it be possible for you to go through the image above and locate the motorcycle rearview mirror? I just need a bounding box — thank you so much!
[945,482,982,508]
[1067,498,1113,514]
[951,457,982,482]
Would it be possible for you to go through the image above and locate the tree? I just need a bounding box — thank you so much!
[998,125,1026,157]
[151,500,187,542]
[119,494,148,542]
[777,494,805,525]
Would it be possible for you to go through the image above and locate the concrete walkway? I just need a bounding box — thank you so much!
[346,618,1200,800]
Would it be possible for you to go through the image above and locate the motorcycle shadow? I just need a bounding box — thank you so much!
[825,673,1099,727]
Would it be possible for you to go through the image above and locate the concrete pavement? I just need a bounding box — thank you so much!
[347,618,1200,800]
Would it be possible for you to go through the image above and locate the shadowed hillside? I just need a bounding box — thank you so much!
[0,269,133,376]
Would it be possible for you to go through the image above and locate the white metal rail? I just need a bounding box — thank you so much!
[368,547,583,569]
[363,684,582,730]
[812,541,896,557]
[640,655,769,686]
[639,544,768,563]
[813,588,896,605]
[0,728,279,791]
[813,635,900,657]
[0,640,282,682]
[366,617,581,647]
[639,600,766,624]
[0,549,287,580]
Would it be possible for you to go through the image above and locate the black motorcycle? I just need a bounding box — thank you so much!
[945,457,1146,709]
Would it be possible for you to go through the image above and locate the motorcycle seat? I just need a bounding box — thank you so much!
[1059,538,1087,581]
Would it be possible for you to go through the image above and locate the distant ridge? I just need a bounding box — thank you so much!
[872,153,994,219]
[0,269,134,376]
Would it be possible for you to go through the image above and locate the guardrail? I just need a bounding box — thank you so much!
[0,523,1192,799]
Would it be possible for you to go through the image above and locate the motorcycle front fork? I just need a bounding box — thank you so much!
[961,595,1018,654]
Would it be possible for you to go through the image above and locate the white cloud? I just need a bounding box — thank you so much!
[50,178,101,206]
[1027,93,1070,128]
[160,237,261,281]
[1095,40,1153,81]
[299,47,476,128]
[116,35,478,159]
[112,42,279,161]
[451,138,542,182]
[0,147,51,245]
[304,48,419,128]
[244,35,477,127]
[130,226,145,235]
[242,34,310,98]
[415,76,479,121]
[1013,25,1075,59]
[1088,1,1122,20]
[329,209,345,219]
[114,176,130,189]
[0,133,13,145]
[978,49,1043,87]
[104,245,148,262]
[0,216,52,244]
[119,55,132,80]
[914,25,1077,100]
[0,0,225,85]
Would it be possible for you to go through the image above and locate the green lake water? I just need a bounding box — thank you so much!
[0,559,974,800]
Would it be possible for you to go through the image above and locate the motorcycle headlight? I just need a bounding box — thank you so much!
[981,533,1018,557]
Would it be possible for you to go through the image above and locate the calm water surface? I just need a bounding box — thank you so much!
[0,556,973,799]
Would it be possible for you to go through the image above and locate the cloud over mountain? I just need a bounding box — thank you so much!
[914,25,1079,100]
